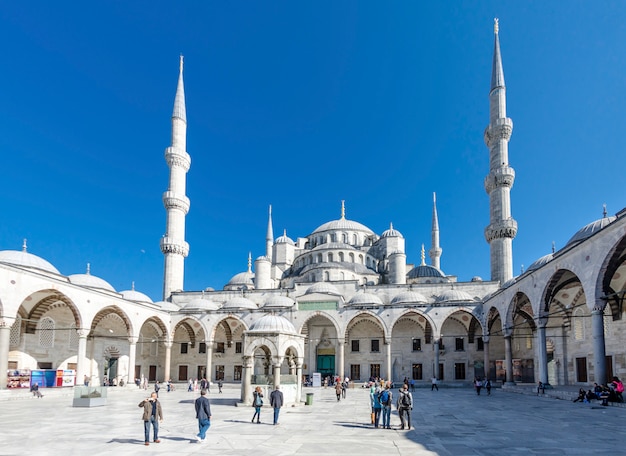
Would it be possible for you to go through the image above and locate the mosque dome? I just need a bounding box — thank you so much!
[0,247,60,275]
[222,296,258,310]
[121,289,153,304]
[226,271,255,288]
[347,292,384,306]
[526,253,554,272]
[304,282,341,296]
[183,298,220,312]
[390,291,428,305]
[275,230,295,245]
[263,296,296,308]
[313,218,374,235]
[435,289,474,303]
[248,314,296,334]
[69,273,116,292]
[381,223,403,238]
[407,264,445,279]
[566,214,616,247]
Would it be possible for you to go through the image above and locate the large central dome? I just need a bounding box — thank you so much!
[312,218,374,235]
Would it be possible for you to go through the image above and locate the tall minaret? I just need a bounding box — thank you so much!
[484,19,517,284]
[161,56,191,300]
[429,192,442,269]
[265,205,273,260]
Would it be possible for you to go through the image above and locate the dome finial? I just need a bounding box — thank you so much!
[552,241,556,253]
[179,54,184,73]
[603,203,607,218]
[389,222,394,230]
[131,281,135,291]
[420,244,426,266]
[283,229,287,236]
[86,263,91,275]
[247,252,252,273]
[494,17,499,34]
[22,238,27,252]
[340,200,346,219]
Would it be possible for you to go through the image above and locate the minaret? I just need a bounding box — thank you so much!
[429,192,442,269]
[161,55,191,300]
[484,19,517,284]
[266,205,273,261]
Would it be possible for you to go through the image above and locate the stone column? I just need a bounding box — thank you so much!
[296,359,303,404]
[163,341,173,382]
[75,329,89,386]
[433,339,440,378]
[337,339,345,380]
[273,363,282,390]
[242,355,253,403]
[205,340,213,381]
[385,339,392,381]
[127,337,137,386]
[591,305,607,385]
[561,324,569,385]
[504,334,514,384]
[0,320,11,390]
[536,319,549,385]
[483,336,490,380]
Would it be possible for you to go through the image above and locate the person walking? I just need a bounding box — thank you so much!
[380,383,393,429]
[188,378,194,392]
[397,384,413,430]
[474,377,483,396]
[269,385,284,425]
[218,380,223,394]
[372,386,383,428]
[335,381,342,401]
[251,386,263,423]
[139,392,163,446]
[194,389,211,443]
[485,378,492,395]
[431,376,439,391]
[341,379,347,399]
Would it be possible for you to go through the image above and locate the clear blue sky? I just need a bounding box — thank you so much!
[1,2,624,301]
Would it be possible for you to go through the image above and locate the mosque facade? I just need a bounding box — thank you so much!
[0,23,624,401]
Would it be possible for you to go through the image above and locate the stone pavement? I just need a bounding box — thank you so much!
[0,383,624,455]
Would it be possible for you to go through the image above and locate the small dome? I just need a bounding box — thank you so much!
[0,249,60,274]
[223,296,258,310]
[566,215,616,247]
[527,253,554,272]
[471,276,483,282]
[248,314,296,334]
[381,223,403,238]
[304,282,341,296]
[255,255,271,262]
[408,264,445,279]
[391,291,428,305]
[502,278,517,289]
[347,293,383,306]
[183,298,220,312]
[275,230,295,245]
[263,296,296,308]
[154,301,180,312]
[69,273,116,292]
[226,271,255,287]
[435,289,474,303]
[121,289,153,303]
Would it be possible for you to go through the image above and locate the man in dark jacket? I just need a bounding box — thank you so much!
[269,385,284,425]
[139,392,163,445]
[194,389,212,442]
[396,384,413,430]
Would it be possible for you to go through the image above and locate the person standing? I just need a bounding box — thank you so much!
[154,380,160,397]
[194,389,211,443]
[474,377,482,395]
[269,385,284,425]
[251,386,263,423]
[397,384,413,430]
[335,381,342,401]
[431,376,439,391]
[139,392,163,446]
[485,378,492,396]
[372,386,383,428]
[380,383,393,429]
[218,380,223,394]
[342,379,347,399]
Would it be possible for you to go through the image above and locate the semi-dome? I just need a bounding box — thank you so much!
[183,298,220,312]
[304,282,341,296]
[121,289,153,303]
[347,292,384,306]
[248,314,296,334]
[381,223,403,238]
[407,264,445,279]
[566,215,617,247]
[69,273,116,292]
[223,296,258,310]
[0,249,60,275]
[435,289,474,303]
[263,296,296,308]
[526,253,554,272]
[391,291,428,305]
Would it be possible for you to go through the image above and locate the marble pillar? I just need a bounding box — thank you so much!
[591,306,607,385]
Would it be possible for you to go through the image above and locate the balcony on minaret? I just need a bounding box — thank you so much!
[483,117,513,147]
[162,191,190,214]
[164,147,191,171]
[484,166,515,193]
[484,219,518,243]
[160,236,190,257]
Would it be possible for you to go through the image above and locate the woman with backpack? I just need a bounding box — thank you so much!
[379,383,393,429]
[251,386,263,423]
[397,384,413,430]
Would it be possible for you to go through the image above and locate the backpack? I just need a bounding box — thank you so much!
[379,390,390,406]
[616,382,624,393]
[254,393,263,406]
[400,391,411,408]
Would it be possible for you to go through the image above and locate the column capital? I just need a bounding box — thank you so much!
[128,336,139,345]
[76,328,90,338]
[482,336,490,344]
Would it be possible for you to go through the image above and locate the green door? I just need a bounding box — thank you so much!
[317,355,335,377]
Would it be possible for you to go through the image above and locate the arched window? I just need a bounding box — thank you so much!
[316,254,322,263]
[359,254,364,264]
[9,316,21,348]
[353,234,358,245]
[328,253,334,262]
[324,272,330,281]
[39,317,55,348]
[331,234,337,242]
[343,233,348,243]
[349,253,355,263]
[68,322,78,349]
[340,272,345,280]
[339,252,344,262]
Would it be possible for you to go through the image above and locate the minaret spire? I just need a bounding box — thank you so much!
[484,19,517,284]
[420,244,426,266]
[340,200,346,219]
[265,205,274,260]
[247,252,252,273]
[161,56,191,300]
[429,192,442,269]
